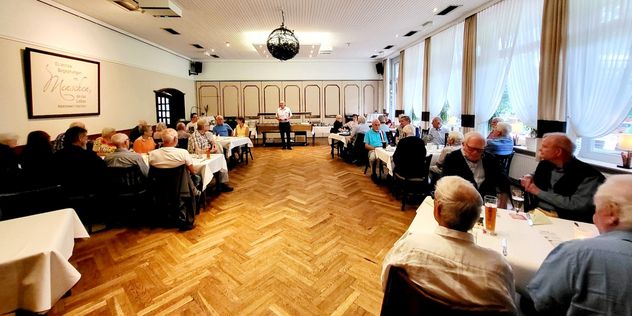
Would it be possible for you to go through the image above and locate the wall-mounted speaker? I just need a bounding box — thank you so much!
[189,61,202,75]
[375,62,384,75]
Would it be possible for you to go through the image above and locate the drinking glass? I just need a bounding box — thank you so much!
[484,195,498,235]
[511,189,524,212]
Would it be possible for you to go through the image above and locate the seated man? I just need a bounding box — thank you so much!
[53,126,107,196]
[521,133,604,222]
[394,115,419,144]
[53,121,85,153]
[212,115,233,136]
[523,175,632,315]
[430,131,464,175]
[393,125,426,178]
[382,176,516,313]
[104,133,149,177]
[485,122,514,156]
[176,122,190,139]
[155,128,233,193]
[364,119,386,180]
[186,113,199,133]
[188,119,223,155]
[129,119,147,144]
[331,115,344,133]
[428,116,448,145]
[442,132,510,200]
[377,115,391,134]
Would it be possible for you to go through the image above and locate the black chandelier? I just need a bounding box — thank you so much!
[266,11,300,61]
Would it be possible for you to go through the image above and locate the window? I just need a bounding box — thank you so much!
[579,109,632,164]
[156,93,171,126]
[389,56,400,117]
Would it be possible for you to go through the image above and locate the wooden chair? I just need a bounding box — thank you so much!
[488,152,515,176]
[240,144,254,164]
[107,166,149,225]
[381,266,514,316]
[394,154,433,211]
[148,166,197,230]
[176,138,189,150]
[0,185,66,221]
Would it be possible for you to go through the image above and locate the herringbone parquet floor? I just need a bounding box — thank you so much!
[49,144,415,315]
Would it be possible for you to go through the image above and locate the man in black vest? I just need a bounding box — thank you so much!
[442,132,510,201]
[521,133,605,222]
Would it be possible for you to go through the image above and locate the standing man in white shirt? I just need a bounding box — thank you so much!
[381,176,516,313]
[276,101,292,150]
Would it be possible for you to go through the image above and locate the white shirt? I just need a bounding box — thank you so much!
[148,146,192,169]
[276,106,292,121]
[462,149,486,187]
[381,226,516,313]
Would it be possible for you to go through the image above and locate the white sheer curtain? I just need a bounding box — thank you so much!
[474,0,524,132]
[506,0,542,129]
[403,42,424,120]
[447,22,465,120]
[428,26,457,118]
[567,0,632,138]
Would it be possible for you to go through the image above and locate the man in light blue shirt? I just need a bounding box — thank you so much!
[428,117,448,145]
[364,119,386,180]
[523,175,632,316]
[485,122,514,156]
[212,115,233,136]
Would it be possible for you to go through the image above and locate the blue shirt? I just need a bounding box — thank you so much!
[527,230,632,316]
[485,136,514,156]
[212,124,233,136]
[364,129,385,148]
[428,127,448,145]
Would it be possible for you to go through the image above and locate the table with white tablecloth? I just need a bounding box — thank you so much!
[374,146,442,176]
[327,133,352,158]
[312,126,333,137]
[143,153,227,191]
[406,197,599,292]
[215,136,253,158]
[0,209,89,314]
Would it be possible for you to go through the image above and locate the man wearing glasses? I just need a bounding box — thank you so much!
[442,132,510,200]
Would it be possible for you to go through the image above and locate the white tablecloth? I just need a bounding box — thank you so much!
[375,146,442,176]
[215,136,253,158]
[143,154,227,191]
[312,126,332,137]
[0,209,89,313]
[327,133,352,147]
[407,197,599,292]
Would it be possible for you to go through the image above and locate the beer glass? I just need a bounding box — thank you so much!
[484,195,498,235]
[511,189,524,212]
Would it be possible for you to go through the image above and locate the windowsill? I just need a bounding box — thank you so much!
[511,146,632,175]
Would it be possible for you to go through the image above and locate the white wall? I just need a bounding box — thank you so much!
[196,59,381,81]
[0,0,195,144]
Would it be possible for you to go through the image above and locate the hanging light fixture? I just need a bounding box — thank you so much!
[267,11,300,61]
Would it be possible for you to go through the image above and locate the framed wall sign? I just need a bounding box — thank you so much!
[24,48,100,118]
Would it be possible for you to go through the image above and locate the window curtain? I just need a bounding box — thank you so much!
[447,22,465,120]
[566,0,632,138]
[506,0,544,129]
[428,26,457,118]
[474,0,524,132]
[403,42,424,120]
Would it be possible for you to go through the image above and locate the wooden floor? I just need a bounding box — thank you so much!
[50,144,416,315]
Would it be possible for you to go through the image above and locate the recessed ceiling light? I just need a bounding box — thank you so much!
[203,51,211,56]
[433,7,438,12]
[211,48,215,52]
[395,34,399,38]
[225,42,230,47]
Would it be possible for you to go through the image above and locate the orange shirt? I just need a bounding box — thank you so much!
[133,137,156,153]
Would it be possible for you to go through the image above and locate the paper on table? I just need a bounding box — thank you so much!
[529,209,553,225]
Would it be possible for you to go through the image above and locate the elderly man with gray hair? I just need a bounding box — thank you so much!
[523,175,632,315]
[382,176,516,313]
[485,121,514,156]
[104,133,149,177]
[521,133,604,222]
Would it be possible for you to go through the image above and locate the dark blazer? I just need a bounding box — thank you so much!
[53,144,107,195]
[442,149,510,197]
[331,120,343,133]
[393,137,427,178]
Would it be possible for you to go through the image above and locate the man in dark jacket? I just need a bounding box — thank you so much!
[521,133,604,222]
[442,132,510,200]
[393,125,427,178]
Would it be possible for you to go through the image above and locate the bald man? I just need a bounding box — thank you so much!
[521,133,604,222]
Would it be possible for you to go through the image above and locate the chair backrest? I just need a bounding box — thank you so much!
[149,165,185,215]
[380,266,513,316]
[0,185,66,220]
[490,152,514,176]
[385,130,396,145]
[353,133,367,163]
[107,166,147,194]
[421,128,430,137]
[177,138,189,150]
[444,132,449,146]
